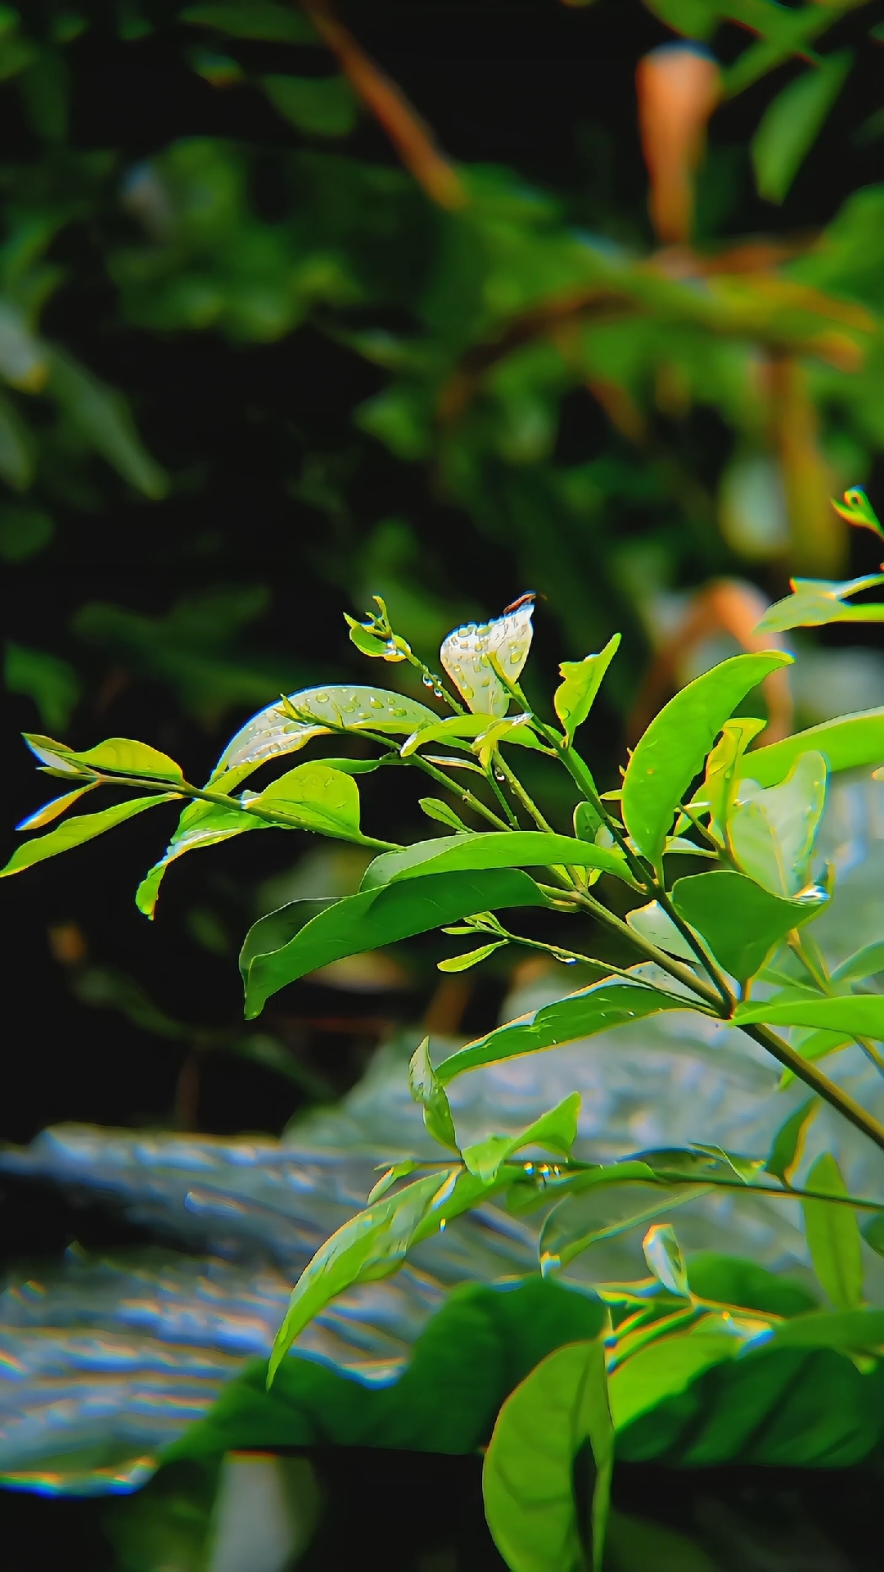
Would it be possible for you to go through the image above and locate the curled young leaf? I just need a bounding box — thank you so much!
[643,1223,690,1298]
[409,1037,459,1151]
[440,601,535,717]
[554,633,620,745]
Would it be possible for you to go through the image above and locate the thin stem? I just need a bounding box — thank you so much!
[493,750,554,833]
[486,922,701,1002]
[789,932,884,1081]
[572,885,724,1012]
[654,884,735,1015]
[485,756,521,828]
[743,1022,884,1155]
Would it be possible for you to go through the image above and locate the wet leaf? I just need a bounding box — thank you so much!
[214,686,440,779]
[248,761,361,836]
[728,751,828,897]
[462,1094,581,1185]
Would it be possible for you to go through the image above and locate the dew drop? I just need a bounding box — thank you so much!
[494,769,505,782]
[423,675,435,688]
[439,1218,447,1232]
[369,696,384,709]
[315,692,329,703]
[560,956,578,965]
[391,707,408,717]
[461,685,474,700]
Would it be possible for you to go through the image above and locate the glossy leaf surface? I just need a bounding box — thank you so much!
[672,869,825,981]
[248,761,361,835]
[622,653,791,867]
[735,994,884,1036]
[728,751,827,897]
[242,868,548,1017]
[214,686,440,777]
[483,1339,613,1572]
[734,709,884,787]
[553,633,620,744]
[362,831,630,890]
[2,794,179,879]
[436,978,685,1084]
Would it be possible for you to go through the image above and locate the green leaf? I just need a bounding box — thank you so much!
[462,1093,581,1185]
[625,900,698,961]
[691,717,766,837]
[482,1339,613,1572]
[573,800,603,841]
[553,633,620,745]
[319,756,387,776]
[409,1037,459,1151]
[763,1308,884,1353]
[419,797,471,832]
[608,1320,742,1434]
[361,831,631,890]
[539,1170,710,1272]
[643,1223,689,1298]
[248,761,361,836]
[764,1097,820,1186]
[438,941,507,972]
[45,737,185,784]
[687,1253,818,1318]
[214,686,440,779]
[735,709,884,788]
[831,942,884,986]
[45,346,168,498]
[1,793,178,879]
[436,977,685,1084]
[802,1153,864,1311]
[0,507,52,561]
[752,52,853,204]
[756,573,884,634]
[181,3,317,42]
[728,751,827,897]
[622,652,791,869]
[0,400,36,493]
[262,75,357,138]
[137,798,268,918]
[671,870,826,982]
[735,994,884,1037]
[15,783,99,831]
[6,647,80,732]
[242,868,548,1018]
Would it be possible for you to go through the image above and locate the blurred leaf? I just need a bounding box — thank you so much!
[0,504,52,559]
[437,978,684,1084]
[483,1338,613,1572]
[728,751,828,897]
[0,395,35,489]
[262,76,357,138]
[181,3,318,44]
[0,299,46,389]
[672,869,826,980]
[643,1223,689,1298]
[553,634,621,745]
[362,831,631,890]
[831,942,884,985]
[622,653,792,869]
[609,1320,742,1433]
[45,346,167,496]
[764,1097,820,1186]
[802,1152,864,1310]
[758,573,884,633]
[241,868,548,1018]
[539,1170,709,1272]
[4,641,80,730]
[765,1307,884,1351]
[752,53,853,205]
[738,709,884,786]
[1,792,177,879]
[20,47,70,142]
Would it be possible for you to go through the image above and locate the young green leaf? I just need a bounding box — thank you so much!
[213,686,440,779]
[573,800,603,842]
[608,1319,742,1434]
[626,901,698,962]
[622,652,791,868]
[735,708,884,788]
[802,1153,864,1311]
[41,737,185,783]
[181,3,318,44]
[671,869,826,982]
[1,794,179,879]
[461,1093,581,1185]
[248,761,361,836]
[756,573,884,635]
[643,1223,690,1298]
[483,1339,614,1572]
[436,977,685,1084]
[831,942,884,987]
[692,716,766,838]
[438,941,507,972]
[553,633,621,745]
[137,799,268,918]
[419,797,471,832]
[440,601,535,718]
[15,783,99,831]
[361,831,631,890]
[728,751,827,897]
[242,868,548,1018]
[734,994,884,1037]
[409,1037,459,1151]
[752,51,853,204]
[764,1097,820,1186]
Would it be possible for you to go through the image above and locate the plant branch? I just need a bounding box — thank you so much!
[743,1022,884,1155]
